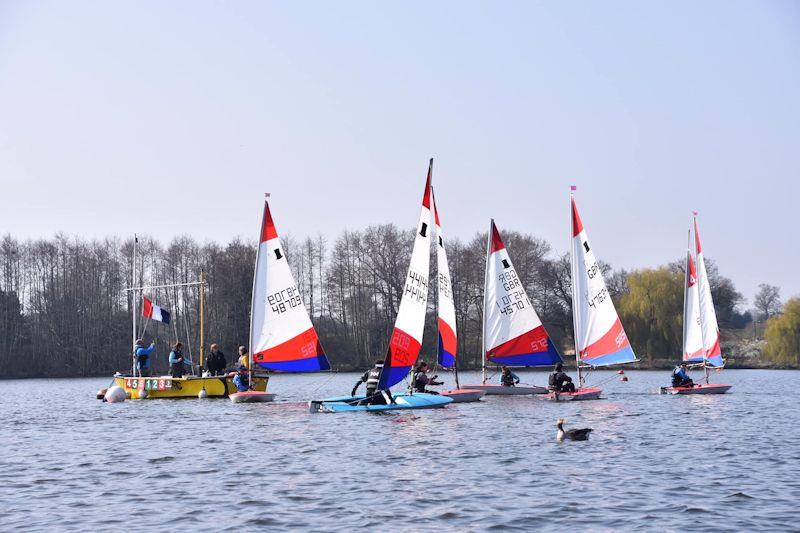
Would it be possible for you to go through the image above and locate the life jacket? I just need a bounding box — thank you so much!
[365,365,382,390]
[501,372,515,386]
[413,371,429,392]
[135,346,149,363]
[548,372,557,387]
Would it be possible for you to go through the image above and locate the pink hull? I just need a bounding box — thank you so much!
[461,384,548,395]
[440,389,486,403]
[665,383,731,395]
[543,387,602,401]
[230,391,276,403]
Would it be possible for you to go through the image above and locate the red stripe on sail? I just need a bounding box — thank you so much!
[252,327,324,363]
[705,335,721,359]
[261,201,278,243]
[490,220,505,253]
[693,217,703,255]
[422,159,433,209]
[571,197,584,237]
[686,252,698,288]
[432,189,441,227]
[581,318,630,361]
[488,324,550,358]
[437,318,457,355]
[387,327,422,367]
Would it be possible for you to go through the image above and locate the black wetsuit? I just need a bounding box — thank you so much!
[413,371,442,394]
[352,364,392,404]
[549,371,576,392]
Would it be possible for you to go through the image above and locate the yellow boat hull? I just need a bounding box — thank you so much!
[113,375,268,399]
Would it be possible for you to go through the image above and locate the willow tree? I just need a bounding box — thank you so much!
[763,298,800,365]
[617,267,684,360]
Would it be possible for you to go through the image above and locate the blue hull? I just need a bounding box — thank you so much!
[309,393,453,413]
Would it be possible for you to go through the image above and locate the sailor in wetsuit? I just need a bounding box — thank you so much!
[671,363,694,388]
[412,361,443,394]
[352,360,393,405]
[500,366,520,387]
[548,363,576,392]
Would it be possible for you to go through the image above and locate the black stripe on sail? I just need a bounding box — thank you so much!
[420,222,428,238]
[583,241,590,253]
[438,236,443,247]
[502,259,510,269]
[274,249,283,260]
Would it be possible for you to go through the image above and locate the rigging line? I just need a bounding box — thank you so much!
[308,370,340,395]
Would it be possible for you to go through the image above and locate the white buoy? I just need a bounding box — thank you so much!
[198,388,208,399]
[138,389,149,399]
[104,385,127,403]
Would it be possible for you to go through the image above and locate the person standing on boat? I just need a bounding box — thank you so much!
[134,339,156,377]
[206,344,227,376]
[352,359,393,404]
[500,366,520,387]
[412,361,443,394]
[237,346,249,369]
[233,366,250,392]
[548,363,576,392]
[168,342,185,378]
[671,363,694,388]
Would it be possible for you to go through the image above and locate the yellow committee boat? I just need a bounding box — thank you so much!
[112,373,268,400]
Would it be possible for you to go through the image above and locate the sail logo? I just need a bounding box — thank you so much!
[615,330,627,347]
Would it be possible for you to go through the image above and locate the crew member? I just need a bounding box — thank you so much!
[134,339,156,377]
[237,346,250,369]
[206,344,227,376]
[671,363,694,388]
[168,342,185,378]
[548,362,576,392]
[412,361,443,394]
[233,366,250,392]
[500,366,520,387]
[352,359,392,405]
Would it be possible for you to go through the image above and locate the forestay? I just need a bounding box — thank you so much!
[250,200,330,372]
[570,196,636,367]
[432,188,457,368]
[483,220,562,367]
[378,161,433,389]
[693,215,724,367]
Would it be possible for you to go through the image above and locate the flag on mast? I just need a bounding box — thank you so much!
[142,296,171,324]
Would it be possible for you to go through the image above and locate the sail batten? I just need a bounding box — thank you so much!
[571,195,636,367]
[378,161,433,389]
[483,220,562,367]
[250,200,330,372]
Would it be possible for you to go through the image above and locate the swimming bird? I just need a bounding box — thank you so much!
[556,418,592,441]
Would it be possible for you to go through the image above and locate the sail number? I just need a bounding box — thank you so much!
[267,285,303,315]
[404,270,428,304]
[586,287,609,309]
[438,272,452,300]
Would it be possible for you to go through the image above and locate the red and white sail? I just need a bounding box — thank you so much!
[682,248,704,362]
[378,161,433,389]
[570,193,636,367]
[250,199,330,372]
[693,214,723,367]
[483,220,561,367]
[432,187,457,368]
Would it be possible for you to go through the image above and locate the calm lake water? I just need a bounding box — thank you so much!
[1,369,798,531]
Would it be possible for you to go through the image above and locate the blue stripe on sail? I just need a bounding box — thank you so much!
[438,335,455,368]
[582,345,636,367]
[488,338,563,367]
[255,354,330,372]
[705,355,724,368]
[378,364,411,390]
[685,356,705,364]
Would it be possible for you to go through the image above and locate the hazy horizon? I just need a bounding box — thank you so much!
[2,1,799,305]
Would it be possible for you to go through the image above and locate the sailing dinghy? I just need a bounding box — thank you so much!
[463,220,562,396]
[661,216,731,395]
[431,187,485,403]
[231,197,331,403]
[309,160,452,413]
[546,190,637,401]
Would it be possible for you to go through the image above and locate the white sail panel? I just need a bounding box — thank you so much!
[682,249,704,362]
[571,196,636,367]
[432,188,457,368]
[693,215,723,367]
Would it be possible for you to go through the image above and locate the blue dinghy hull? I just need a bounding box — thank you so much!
[308,393,453,413]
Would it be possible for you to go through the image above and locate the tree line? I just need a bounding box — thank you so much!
[0,226,785,379]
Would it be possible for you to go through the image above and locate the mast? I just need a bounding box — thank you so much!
[131,234,137,375]
[481,219,491,385]
[570,188,583,388]
[199,269,205,372]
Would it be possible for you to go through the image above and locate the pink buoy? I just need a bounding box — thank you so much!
[620,376,629,382]
[617,370,625,375]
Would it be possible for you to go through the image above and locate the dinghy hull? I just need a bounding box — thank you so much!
[462,384,548,395]
[230,391,276,403]
[543,387,602,401]
[661,383,731,395]
[309,393,452,413]
[440,389,486,403]
[113,375,268,399]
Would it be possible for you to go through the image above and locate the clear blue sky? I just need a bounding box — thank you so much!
[1,1,799,305]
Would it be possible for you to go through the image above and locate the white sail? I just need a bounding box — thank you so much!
[682,248,704,362]
[432,187,457,368]
[693,214,723,367]
[570,194,636,367]
[378,161,433,389]
[250,200,329,372]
